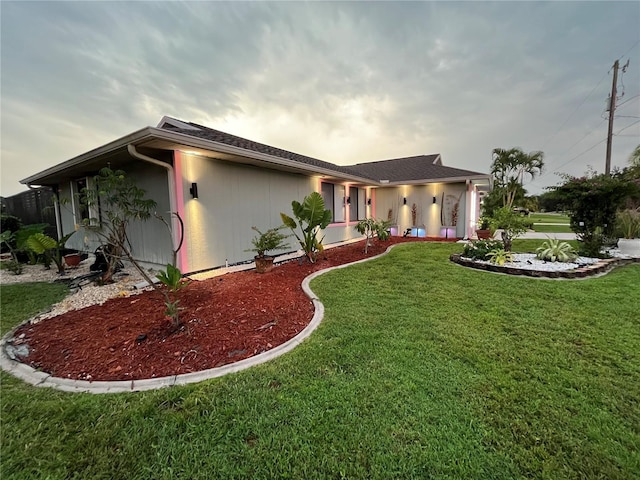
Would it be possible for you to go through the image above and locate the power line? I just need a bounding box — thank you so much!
[619,39,640,60]
[615,119,640,135]
[554,138,607,173]
[617,94,640,109]
[540,69,609,150]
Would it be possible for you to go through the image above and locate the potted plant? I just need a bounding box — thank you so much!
[63,252,82,267]
[475,216,493,240]
[246,225,290,273]
[615,208,640,256]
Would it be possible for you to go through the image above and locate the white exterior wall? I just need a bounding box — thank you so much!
[60,162,173,266]
[180,155,372,271]
[373,183,468,237]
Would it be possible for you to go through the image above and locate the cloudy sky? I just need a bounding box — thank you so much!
[1,1,639,197]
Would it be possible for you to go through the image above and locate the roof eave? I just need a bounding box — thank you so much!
[380,174,492,186]
[20,127,159,186]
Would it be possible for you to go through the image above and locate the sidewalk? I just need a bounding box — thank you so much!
[519,231,576,240]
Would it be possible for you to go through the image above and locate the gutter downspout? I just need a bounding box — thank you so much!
[126,144,182,270]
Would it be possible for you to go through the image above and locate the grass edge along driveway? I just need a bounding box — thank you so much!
[1,241,639,479]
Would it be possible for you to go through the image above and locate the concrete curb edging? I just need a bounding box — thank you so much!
[0,245,398,394]
[449,253,640,279]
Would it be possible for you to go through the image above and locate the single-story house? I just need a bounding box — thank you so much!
[21,116,491,274]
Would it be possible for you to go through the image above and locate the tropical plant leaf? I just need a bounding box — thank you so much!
[25,233,57,254]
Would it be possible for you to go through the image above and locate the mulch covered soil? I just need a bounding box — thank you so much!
[14,237,455,381]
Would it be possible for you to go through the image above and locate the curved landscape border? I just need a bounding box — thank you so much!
[450,253,640,279]
[0,245,399,394]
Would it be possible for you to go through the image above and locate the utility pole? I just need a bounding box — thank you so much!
[605,59,619,175]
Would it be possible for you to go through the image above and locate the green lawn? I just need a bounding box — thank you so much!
[1,242,639,479]
[528,213,570,224]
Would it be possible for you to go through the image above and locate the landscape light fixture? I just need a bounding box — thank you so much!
[433,196,437,204]
[190,182,199,199]
[403,197,407,205]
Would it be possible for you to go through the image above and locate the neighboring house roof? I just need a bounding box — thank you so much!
[21,116,491,187]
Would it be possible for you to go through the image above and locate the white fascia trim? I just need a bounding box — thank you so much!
[156,116,200,130]
[20,127,159,185]
[378,174,492,186]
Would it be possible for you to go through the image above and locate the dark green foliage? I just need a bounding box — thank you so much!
[550,169,640,256]
[0,214,22,236]
[489,206,528,251]
[462,239,505,260]
[246,226,290,257]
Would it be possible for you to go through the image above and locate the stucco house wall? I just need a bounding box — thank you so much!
[180,154,368,272]
[59,161,173,266]
[373,183,468,238]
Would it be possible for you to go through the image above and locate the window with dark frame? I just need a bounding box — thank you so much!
[321,182,335,221]
[75,178,90,222]
[349,186,358,222]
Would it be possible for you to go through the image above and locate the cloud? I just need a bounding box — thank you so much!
[1,1,639,196]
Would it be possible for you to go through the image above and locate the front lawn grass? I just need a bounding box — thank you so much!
[1,242,638,479]
[528,213,570,224]
[532,223,573,233]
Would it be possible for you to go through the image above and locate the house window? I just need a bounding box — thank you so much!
[72,177,101,226]
[334,184,345,222]
[75,178,90,222]
[321,182,334,221]
[320,182,346,223]
[348,186,358,222]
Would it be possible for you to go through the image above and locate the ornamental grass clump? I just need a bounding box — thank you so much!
[615,208,640,239]
[536,238,578,263]
[462,239,504,260]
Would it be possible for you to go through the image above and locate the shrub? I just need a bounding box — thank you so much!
[536,238,578,262]
[489,206,528,251]
[246,226,290,257]
[355,218,391,253]
[462,239,504,260]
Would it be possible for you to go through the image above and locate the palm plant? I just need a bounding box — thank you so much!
[491,147,545,208]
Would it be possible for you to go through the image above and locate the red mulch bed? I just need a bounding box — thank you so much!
[14,237,456,381]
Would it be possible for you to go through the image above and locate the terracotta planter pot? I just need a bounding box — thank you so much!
[63,253,82,267]
[254,255,274,273]
[476,229,492,240]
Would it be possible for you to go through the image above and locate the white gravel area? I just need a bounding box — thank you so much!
[462,253,600,272]
[462,248,636,272]
[1,257,155,322]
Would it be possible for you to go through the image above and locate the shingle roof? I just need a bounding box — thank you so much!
[346,155,488,182]
[163,122,372,180]
[160,118,488,183]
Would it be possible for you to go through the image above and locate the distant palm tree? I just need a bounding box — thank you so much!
[491,147,545,208]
